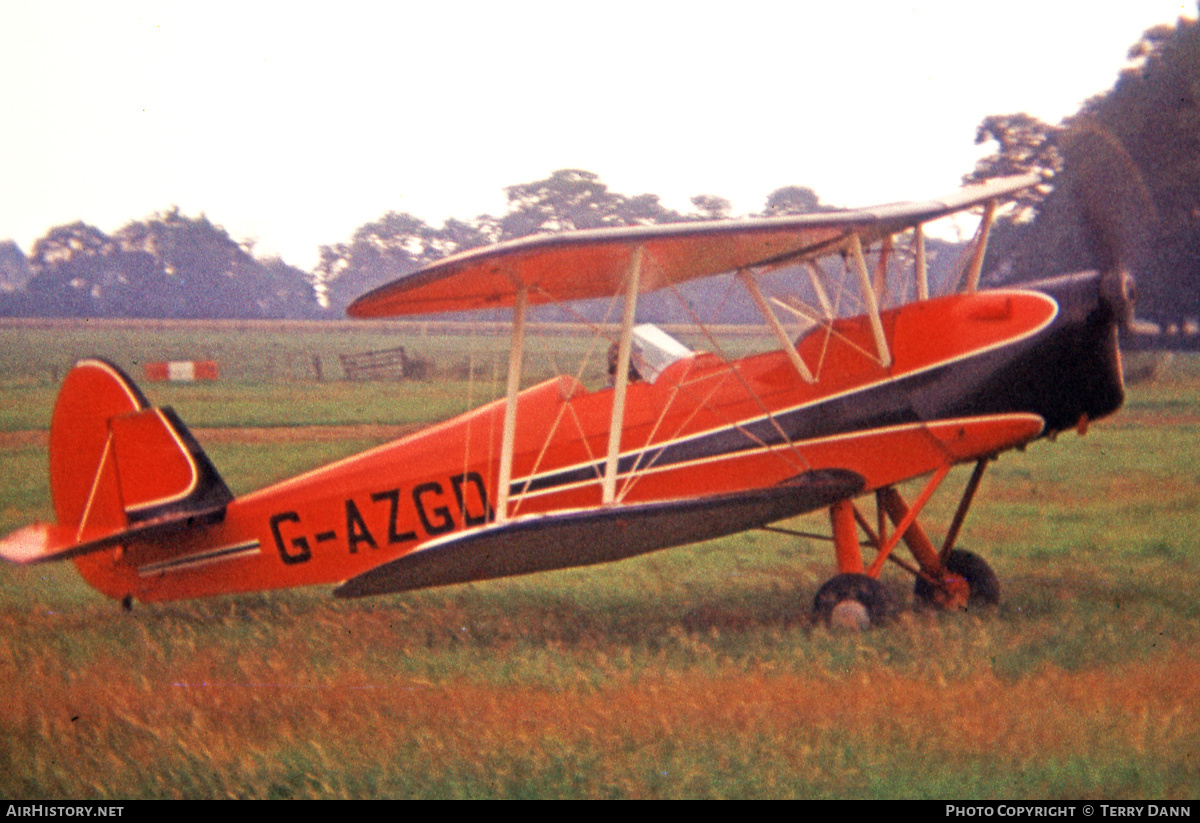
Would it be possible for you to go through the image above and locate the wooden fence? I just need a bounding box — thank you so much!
[339,346,429,380]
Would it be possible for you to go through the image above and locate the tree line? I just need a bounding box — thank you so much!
[2,7,1198,323]
[0,174,840,321]
[0,210,320,319]
[969,7,1200,324]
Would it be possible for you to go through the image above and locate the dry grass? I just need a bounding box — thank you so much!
[2,333,1199,798]
[2,577,1198,799]
[2,543,1197,798]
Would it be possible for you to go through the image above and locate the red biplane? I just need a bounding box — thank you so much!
[0,174,1133,625]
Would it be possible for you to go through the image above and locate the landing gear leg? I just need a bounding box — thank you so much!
[812,500,890,627]
[811,459,1000,622]
[877,485,971,611]
[890,459,999,611]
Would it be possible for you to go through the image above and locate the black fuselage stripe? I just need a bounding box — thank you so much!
[511,381,918,495]
[138,541,261,575]
[510,329,1048,497]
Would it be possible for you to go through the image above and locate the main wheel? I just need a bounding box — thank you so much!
[914,548,1000,609]
[813,573,890,628]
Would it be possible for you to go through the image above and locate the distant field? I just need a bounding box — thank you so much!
[0,321,1197,799]
[0,318,587,431]
[0,317,591,382]
[0,317,769,386]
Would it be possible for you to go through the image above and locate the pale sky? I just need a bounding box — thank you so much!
[1,0,1195,269]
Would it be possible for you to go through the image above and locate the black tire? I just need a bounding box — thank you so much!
[914,548,1000,608]
[812,573,890,627]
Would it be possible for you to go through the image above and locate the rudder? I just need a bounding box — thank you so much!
[50,358,233,541]
[0,359,234,574]
[49,358,151,531]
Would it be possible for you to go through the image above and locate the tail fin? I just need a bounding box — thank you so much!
[0,359,232,564]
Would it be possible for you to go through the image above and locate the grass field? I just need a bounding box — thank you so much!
[0,324,1198,799]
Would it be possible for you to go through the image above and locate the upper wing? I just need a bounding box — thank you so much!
[347,174,1039,318]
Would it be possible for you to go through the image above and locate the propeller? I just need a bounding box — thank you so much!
[1057,121,1155,328]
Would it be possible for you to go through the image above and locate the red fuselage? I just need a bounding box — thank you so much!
[74,272,1125,602]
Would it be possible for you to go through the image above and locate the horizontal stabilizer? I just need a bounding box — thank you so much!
[334,468,864,598]
[0,511,225,565]
[0,523,80,564]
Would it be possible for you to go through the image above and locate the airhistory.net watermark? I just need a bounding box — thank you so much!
[6,807,123,817]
